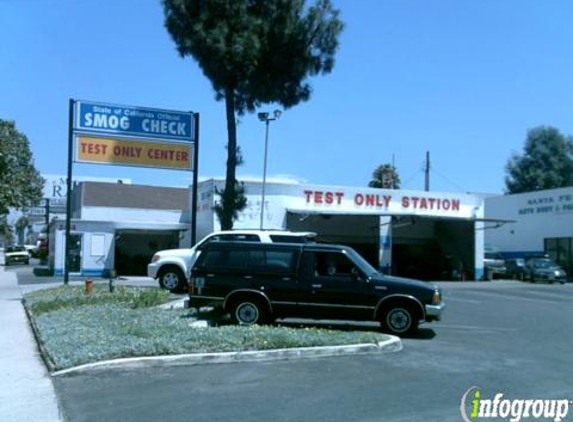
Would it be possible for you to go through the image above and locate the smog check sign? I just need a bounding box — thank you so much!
[73,100,196,171]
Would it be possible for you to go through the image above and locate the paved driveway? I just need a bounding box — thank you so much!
[48,281,573,422]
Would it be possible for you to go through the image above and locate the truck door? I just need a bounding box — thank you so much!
[246,248,300,317]
[297,250,373,320]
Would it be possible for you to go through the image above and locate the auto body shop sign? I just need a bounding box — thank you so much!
[73,100,196,170]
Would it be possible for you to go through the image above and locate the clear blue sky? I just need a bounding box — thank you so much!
[2,0,573,194]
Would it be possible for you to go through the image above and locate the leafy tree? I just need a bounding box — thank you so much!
[369,163,401,189]
[162,0,344,229]
[0,119,44,214]
[505,126,573,194]
[0,215,13,246]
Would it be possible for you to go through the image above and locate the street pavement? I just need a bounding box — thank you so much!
[0,264,62,422]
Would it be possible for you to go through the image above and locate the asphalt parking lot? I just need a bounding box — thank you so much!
[6,263,573,421]
[13,270,563,422]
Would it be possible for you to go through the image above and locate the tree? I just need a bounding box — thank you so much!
[0,215,13,246]
[162,0,344,229]
[505,126,573,194]
[15,215,30,245]
[0,119,44,214]
[369,163,401,189]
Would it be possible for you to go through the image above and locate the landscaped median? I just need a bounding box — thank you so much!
[23,284,400,374]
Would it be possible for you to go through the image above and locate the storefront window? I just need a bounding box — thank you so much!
[544,237,572,275]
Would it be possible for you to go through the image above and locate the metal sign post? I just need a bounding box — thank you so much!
[64,99,74,285]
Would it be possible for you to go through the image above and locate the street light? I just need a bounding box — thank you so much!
[257,109,281,229]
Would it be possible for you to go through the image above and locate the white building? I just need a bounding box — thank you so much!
[50,182,189,277]
[484,186,573,275]
[51,178,488,280]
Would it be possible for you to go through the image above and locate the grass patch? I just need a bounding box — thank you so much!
[24,284,171,315]
[24,286,391,371]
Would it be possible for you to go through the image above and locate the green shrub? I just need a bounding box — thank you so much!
[23,284,171,315]
[131,288,170,309]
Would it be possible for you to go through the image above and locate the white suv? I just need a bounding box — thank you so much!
[147,230,317,292]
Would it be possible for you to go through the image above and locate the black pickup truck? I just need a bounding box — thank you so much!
[188,241,444,336]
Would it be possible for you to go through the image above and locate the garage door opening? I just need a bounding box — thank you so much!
[287,211,475,281]
[392,216,475,281]
[114,230,180,276]
[286,213,379,265]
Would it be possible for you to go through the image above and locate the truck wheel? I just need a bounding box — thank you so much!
[230,299,268,325]
[381,306,418,336]
[158,266,186,293]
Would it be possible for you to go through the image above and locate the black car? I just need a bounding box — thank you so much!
[505,258,527,281]
[188,241,444,336]
[524,258,568,284]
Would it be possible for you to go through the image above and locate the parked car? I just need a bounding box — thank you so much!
[505,258,527,280]
[483,252,507,280]
[23,244,38,257]
[524,258,567,284]
[148,230,317,292]
[188,241,444,336]
[4,245,30,266]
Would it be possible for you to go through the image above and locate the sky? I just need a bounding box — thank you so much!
[2,0,573,195]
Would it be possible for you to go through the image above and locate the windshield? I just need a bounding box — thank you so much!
[533,259,558,269]
[344,248,378,277]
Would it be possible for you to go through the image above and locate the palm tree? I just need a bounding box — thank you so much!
[15,215,30,245]
[369,164,401,189]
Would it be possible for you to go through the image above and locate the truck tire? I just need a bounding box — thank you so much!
[158,266,186,293]
[381,305,418,336]
[229,298,269,326]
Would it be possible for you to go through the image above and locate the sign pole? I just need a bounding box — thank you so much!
[45,199,50,257]
[64,99,74,285]
[190,113,200,247]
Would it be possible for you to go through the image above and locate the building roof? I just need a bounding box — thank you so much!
[80,182,189,211]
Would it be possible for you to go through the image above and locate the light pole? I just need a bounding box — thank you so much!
[257,109,281,229]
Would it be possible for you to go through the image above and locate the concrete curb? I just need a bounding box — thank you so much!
[51,336,402,377]
[22,300,59,373]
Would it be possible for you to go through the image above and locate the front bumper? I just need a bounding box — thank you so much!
[147,263,159,279]
[425,302,445,321]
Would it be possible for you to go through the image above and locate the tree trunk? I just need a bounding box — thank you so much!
[221,87,238,230]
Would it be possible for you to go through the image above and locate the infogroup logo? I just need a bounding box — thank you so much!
[460,387,571,422]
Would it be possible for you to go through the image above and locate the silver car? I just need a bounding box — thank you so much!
[524,258,567,284]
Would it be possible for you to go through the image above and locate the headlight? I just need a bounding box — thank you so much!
[432,290,441,304]
[151,254,160,263]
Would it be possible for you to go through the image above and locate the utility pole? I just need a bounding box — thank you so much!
[424,151,430,191]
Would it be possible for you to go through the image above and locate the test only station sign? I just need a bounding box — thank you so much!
[73,100,197,171]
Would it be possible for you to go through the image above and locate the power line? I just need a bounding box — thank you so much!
[432,167,467,192]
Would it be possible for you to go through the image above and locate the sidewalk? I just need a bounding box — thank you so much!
[0,265,63,422]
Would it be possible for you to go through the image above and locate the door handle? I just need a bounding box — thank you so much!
[206,274,215,278]
[244,275,253,279]
[312,284,322,289]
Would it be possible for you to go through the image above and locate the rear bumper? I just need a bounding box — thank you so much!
[425,302,445,321]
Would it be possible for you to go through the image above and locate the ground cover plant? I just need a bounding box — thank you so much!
[24,284,390,370]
